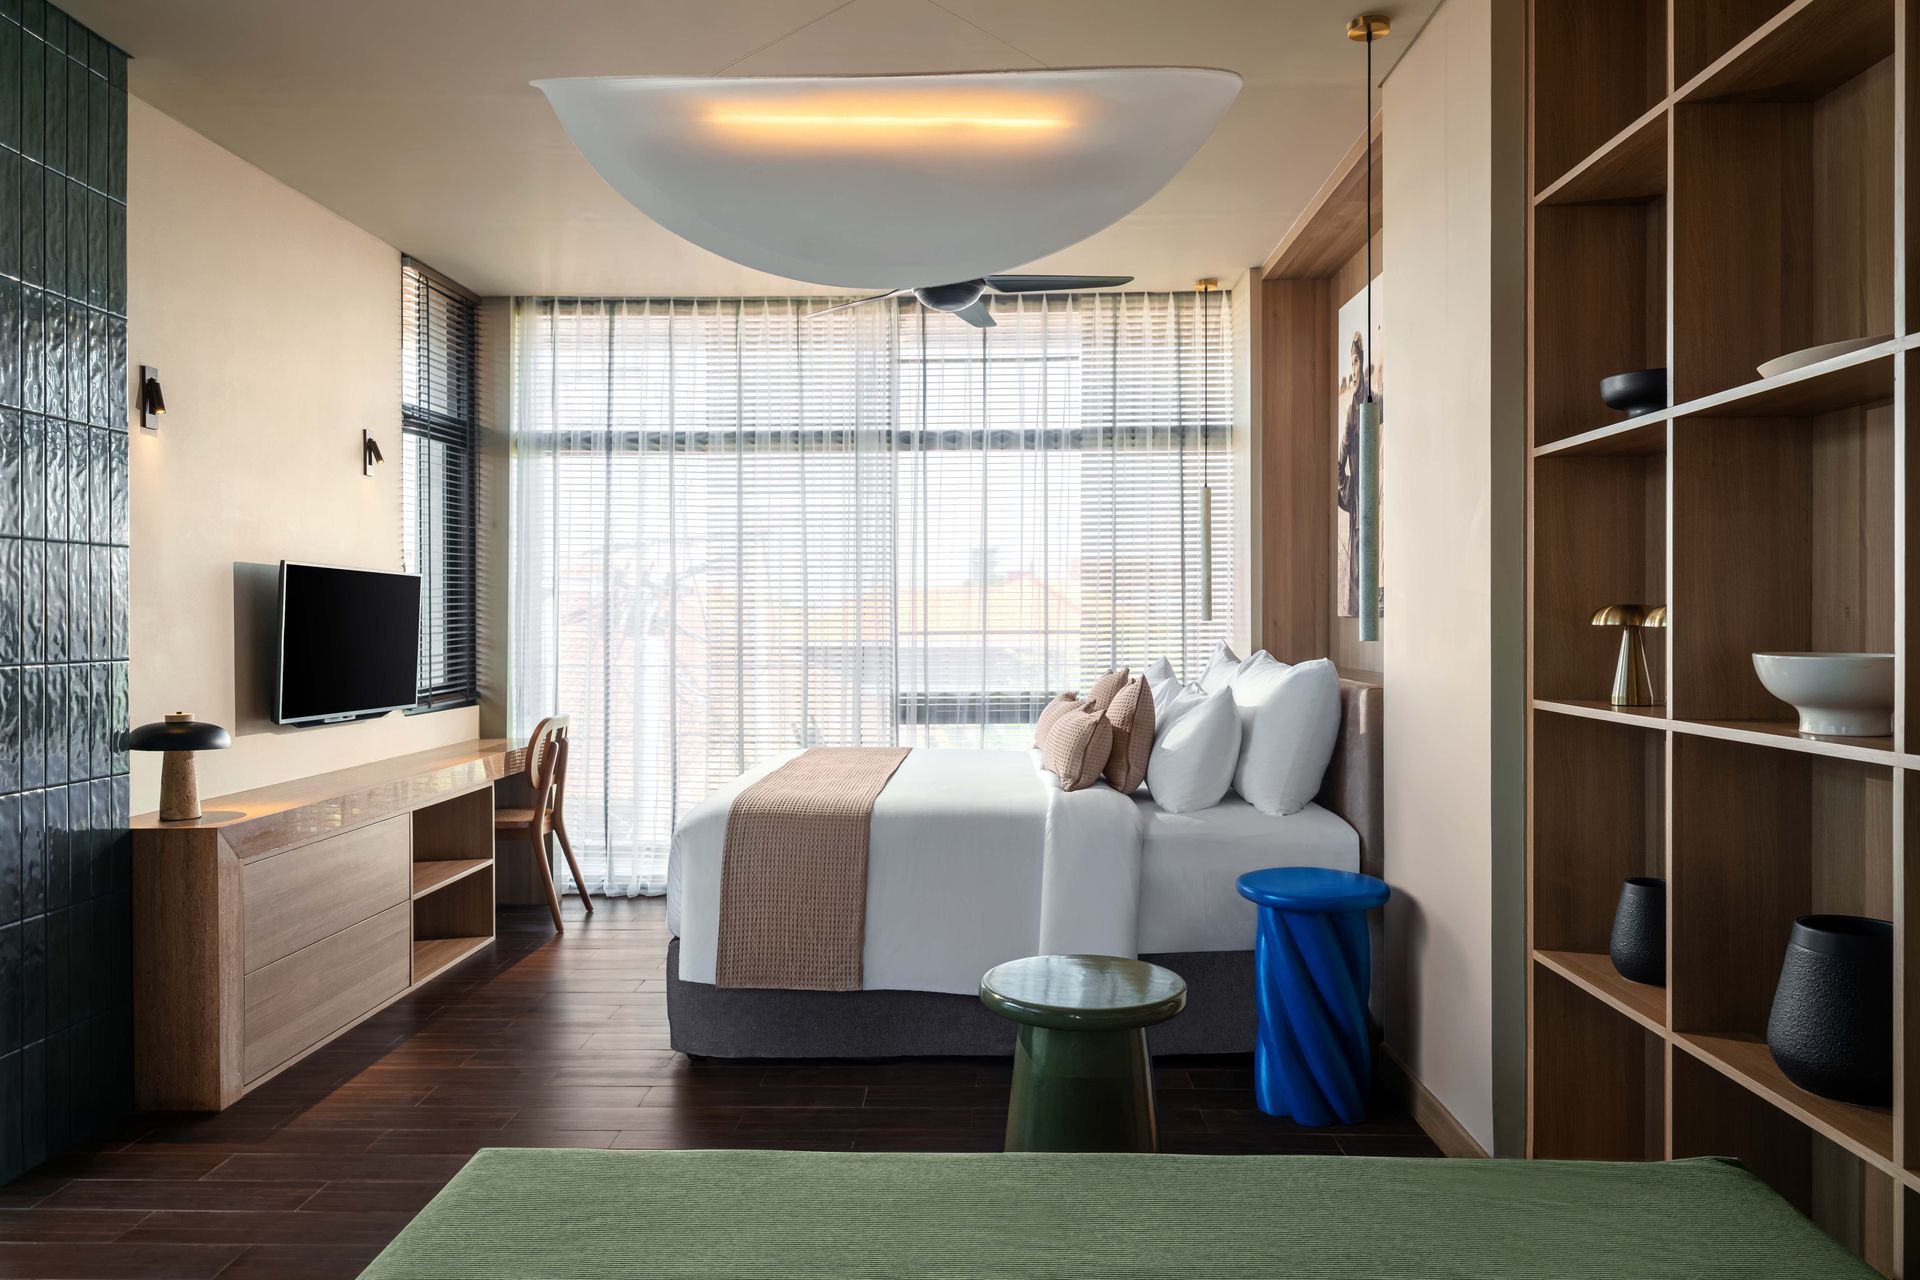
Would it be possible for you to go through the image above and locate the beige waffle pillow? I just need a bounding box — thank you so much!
[1103,675,1155,793]
[1087,666,1131,712]
[1033,692,1082,747]
[1042,702,1113,792]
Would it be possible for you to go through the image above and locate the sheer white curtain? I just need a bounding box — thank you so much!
[510,292,1232,897]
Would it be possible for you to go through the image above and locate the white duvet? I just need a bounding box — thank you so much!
[668,748,1360,995]
[668,748,1143,995]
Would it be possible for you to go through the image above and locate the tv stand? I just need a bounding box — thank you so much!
[131,739,517,1110]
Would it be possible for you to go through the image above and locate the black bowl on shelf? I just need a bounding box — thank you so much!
[1765,914,1892,1107]
[1599,368,1667,418]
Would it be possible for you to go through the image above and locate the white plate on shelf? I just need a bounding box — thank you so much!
[1756,334,1892,380]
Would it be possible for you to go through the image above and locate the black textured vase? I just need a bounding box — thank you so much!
[1608,877,1666,986]
[1766,915,1892,1106]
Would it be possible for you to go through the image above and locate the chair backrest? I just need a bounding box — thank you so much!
[524,716,570,814]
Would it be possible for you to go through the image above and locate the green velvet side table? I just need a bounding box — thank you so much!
[980,954,1188,1153]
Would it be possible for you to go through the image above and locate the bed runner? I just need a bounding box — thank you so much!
[715,746,911,991]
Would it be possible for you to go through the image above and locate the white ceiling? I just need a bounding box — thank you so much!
[60,0,1435,296]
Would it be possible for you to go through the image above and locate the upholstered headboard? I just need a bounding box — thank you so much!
[1316,678,1383,879]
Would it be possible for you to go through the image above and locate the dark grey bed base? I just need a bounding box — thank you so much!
[665,937,1257,1058]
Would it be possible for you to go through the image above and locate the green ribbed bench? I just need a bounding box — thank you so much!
[358,1149,1873,1279]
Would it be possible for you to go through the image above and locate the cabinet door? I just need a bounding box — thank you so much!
[243,903,410,1082]
[242,815,410,972]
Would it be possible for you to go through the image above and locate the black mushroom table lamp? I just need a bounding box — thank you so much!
[128,713,232,822]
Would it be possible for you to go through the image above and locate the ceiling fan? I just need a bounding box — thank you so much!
[808,275,1134,329]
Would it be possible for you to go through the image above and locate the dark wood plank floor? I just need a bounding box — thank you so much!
[0,897,1438,1278]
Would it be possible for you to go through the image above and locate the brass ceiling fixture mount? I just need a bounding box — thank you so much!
[1347,14,1392,41]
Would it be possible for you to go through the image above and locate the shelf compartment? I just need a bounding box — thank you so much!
[1532,964,1666,1161]
[1907,353,1920,746]
[413,858,491,900]
[412,935,492,987]
[1536,104,1666,207]
[413,785,496,863]
[1671,53,1893,404]
[1675,348,1895,420]
[1535,949,1666,1034]
[1670,717,1898,767]
[1532,713,1664,959]
[1674,0,1793,86]
[1532,452,1666,704]
[1675,1032,1893,1169]
[1532,413,1667,460]
[1672,1048,1895,1273]
[1532,699,1668,728]
[1670,409,1894,724]
[1905,776,1920,1176]
[1532,0,1666,193]
[1532,200,1667,448]
[1670,736,1893,1113]
[1678,0,1894,105]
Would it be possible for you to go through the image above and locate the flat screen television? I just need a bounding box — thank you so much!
[274,562,423,725]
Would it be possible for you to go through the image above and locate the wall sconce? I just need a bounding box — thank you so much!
[362,429,384,476]
[139,365,167,432]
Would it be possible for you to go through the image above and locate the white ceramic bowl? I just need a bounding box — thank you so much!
[1752,652,1895,737]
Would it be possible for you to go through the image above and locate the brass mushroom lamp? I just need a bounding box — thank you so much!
[127,713,232,822]
[1592,604,1666,707]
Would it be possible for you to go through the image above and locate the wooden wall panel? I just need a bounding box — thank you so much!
[1671,418,1812,721]
[1532,714,1664,954]
[1531,966,1658,1159]
[1670,735,1811,1035]
[1532,0,1666,186]
[1259,278,1332,664]
[1533,203,1664,445]
[1533,454,1666,704]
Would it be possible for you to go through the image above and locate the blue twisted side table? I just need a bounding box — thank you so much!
[1235,867,1391,1127]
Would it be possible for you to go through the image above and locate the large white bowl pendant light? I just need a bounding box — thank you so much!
[534,68,1241,289]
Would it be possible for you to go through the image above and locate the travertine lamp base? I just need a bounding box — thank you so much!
[159,746,200,822]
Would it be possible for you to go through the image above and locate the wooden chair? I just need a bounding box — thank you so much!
[495,716,593,932]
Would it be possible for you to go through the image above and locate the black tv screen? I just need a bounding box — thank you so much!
[274,562,422,725]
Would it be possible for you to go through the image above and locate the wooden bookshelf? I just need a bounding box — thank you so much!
[1528,1,1905,1271]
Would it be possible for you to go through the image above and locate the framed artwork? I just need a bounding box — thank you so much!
[1334,276,1384,621]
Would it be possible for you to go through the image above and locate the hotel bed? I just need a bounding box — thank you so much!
[665,678,1380,1058]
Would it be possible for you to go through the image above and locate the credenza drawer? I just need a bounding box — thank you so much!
[242,815,411,972]
[243,903,410,1082]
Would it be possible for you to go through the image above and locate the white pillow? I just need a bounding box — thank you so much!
[1230,657,1341,815]
[1146,686,1240,813]
[1197,641,1241,693]
[1153,681,1206,743]
[1144,656,1180,721]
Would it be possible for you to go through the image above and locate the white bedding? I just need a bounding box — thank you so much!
[667,748,1355,996]
[1135,794,1358,953]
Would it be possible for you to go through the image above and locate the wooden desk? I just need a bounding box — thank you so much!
[133,739,517,1110]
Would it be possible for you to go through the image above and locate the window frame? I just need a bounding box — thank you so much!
[400,255,480,712]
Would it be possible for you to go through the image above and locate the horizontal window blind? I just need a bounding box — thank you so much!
[401,257,479,708]
[511,292,1231,896]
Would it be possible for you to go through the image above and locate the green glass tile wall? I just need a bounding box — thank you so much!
[0,0,131,1181]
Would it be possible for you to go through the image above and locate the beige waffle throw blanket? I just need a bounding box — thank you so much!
[714,747,912,990]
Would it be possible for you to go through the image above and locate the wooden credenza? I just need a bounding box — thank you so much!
[131,739,518,1111]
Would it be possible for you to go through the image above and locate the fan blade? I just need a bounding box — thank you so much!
[806,290,898,320]
[954,299,997,328]
[984,274,1134,293]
